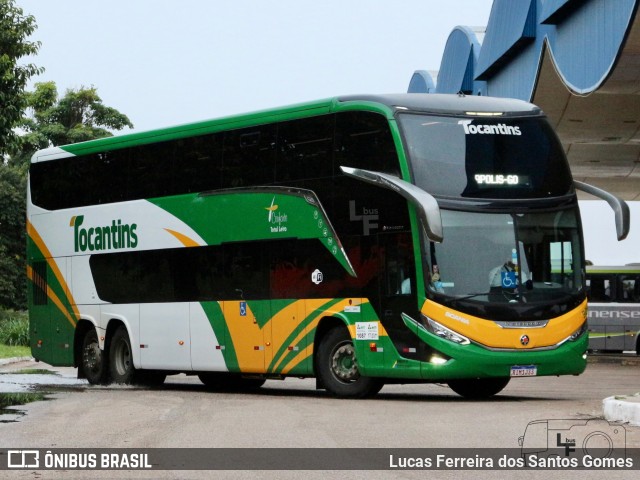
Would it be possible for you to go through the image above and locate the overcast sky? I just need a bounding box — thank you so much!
[17,0,493,133]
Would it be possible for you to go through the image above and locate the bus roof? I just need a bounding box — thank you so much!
[30,93,542,163]
[338,93,541,116]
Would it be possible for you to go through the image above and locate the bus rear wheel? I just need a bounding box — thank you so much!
[80,328,107,385]
[448,377,510,399]
[109,326,136,384]
[316,326,383,398]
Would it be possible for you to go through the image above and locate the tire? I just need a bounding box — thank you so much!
[109,326,136,384]
[448,377,510,399]
[80,328,108,385]
[315,326,383,398]
[198,373,265,391]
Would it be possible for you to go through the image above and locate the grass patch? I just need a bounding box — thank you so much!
[0,392,46,410]
[0,344,30,359]
[0,309,29,347]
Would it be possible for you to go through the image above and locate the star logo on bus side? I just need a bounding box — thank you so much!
[265,197,278,221]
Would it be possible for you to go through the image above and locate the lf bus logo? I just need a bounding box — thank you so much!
[349,201,378,236]
[8,450,39,468]
[519,419,626,458]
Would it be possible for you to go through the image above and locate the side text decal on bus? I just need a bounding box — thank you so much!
[71,215,138,252]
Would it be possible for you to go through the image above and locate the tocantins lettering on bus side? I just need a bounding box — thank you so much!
[71,215,138,252]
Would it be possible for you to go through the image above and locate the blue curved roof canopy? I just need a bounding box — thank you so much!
[408,0,640,201]
[411,0,639,99]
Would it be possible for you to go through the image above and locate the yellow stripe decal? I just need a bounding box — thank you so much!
[270,301,312,373]
[26,265,76,328]
[27,220,79,324]
[164,228,200,247]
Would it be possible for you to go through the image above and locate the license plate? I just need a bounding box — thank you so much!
[510,365,537,377]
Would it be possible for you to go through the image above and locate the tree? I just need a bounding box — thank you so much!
[0,162,27,309]
[0,0,42,157]
[13,82,134,165]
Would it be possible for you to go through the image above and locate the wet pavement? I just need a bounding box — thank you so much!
[0,361,89,394]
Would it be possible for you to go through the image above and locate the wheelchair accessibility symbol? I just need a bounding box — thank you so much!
[501,271,517,289]
[240,301,247,316]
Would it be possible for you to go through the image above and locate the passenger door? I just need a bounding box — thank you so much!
[223,300,271,373]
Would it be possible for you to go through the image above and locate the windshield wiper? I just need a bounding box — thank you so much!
[455,292,491,300]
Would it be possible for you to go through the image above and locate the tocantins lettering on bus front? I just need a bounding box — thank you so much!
[71,215,138,252]
[265,197,288,233]
[458,119,521,136]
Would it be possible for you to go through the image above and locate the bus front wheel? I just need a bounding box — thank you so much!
[448,377,510,399]
[316,326,383,398]
[109,326,136,384]
[80,328,107,385]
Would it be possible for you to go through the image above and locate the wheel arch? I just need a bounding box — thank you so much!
[313,316,350,387]
[73,319,96,372]
[104,318,130,365]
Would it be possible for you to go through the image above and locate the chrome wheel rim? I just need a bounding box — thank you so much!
[330,341,360,383]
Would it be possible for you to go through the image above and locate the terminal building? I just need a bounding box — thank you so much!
[408,0,640,264]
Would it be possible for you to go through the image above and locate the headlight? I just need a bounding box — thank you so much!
[425,317,470,345]
[567,321,588,342]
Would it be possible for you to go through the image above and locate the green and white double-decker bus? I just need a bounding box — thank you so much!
[27,94,629,398]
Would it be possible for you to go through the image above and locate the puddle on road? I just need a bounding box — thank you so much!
[0,368,89,422]
[0,364,184,423]
[0,369,88,393]
[0,392,49,423]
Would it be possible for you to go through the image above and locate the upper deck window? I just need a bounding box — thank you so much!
[29,111,398,210]
[398,114,573,199]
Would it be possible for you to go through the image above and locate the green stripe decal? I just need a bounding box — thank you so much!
[200,301,238,370]
[150,189,356,277]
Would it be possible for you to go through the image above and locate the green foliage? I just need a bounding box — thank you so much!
[0,0,43,156]
[16,82,134,160]
[0,344,30,359]
[0,308,29,346]
[0,392,46,410]
[0,164,26,309]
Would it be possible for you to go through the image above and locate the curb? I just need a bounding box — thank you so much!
[603,394,640,426]
[0,356,33,366]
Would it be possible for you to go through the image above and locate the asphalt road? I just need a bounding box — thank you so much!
[0,358,639,479]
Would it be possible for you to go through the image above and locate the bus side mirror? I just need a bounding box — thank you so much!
[340,166,443,243]
[574,181,630,241]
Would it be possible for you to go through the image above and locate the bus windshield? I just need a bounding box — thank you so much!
[425,208,584,306]
[398,113,573,199]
